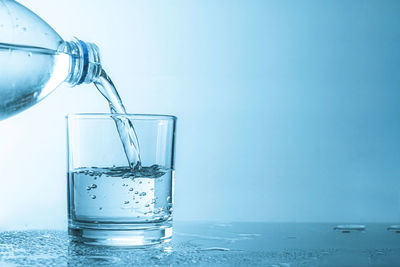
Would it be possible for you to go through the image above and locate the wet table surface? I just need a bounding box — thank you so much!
[0,223,400,266]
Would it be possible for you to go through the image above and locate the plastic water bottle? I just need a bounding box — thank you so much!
[0,0,101,120]
[0,0,142,167]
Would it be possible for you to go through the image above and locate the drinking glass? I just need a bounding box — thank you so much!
[66,113,176,246]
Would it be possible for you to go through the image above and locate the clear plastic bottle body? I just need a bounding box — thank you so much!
[0,43,70,119]
[0,0,100,120]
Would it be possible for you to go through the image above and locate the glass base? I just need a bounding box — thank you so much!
[68,221,172,247]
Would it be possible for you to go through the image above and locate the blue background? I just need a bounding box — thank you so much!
[0,0,400,229]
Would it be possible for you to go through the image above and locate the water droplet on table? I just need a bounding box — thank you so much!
[334,224,365,233]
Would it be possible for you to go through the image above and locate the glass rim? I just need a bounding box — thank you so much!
[66,113,177,121]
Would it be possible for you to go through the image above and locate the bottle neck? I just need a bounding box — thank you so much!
[59,39,102,86]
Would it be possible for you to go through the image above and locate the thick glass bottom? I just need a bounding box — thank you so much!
[68,221,172,247]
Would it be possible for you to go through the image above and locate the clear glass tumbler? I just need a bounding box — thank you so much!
[66,114,177,246]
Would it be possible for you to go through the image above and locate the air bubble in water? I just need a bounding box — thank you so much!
[86,186,91,191]
[90,195,96,199]
[135,201,139,204]
[145,204,150,207]
[91,184,97,189]
[129,188,134,191]
[135,191,138,194]
[139,192,146,196]
[124,200,129,204]
[28,52,32,57]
